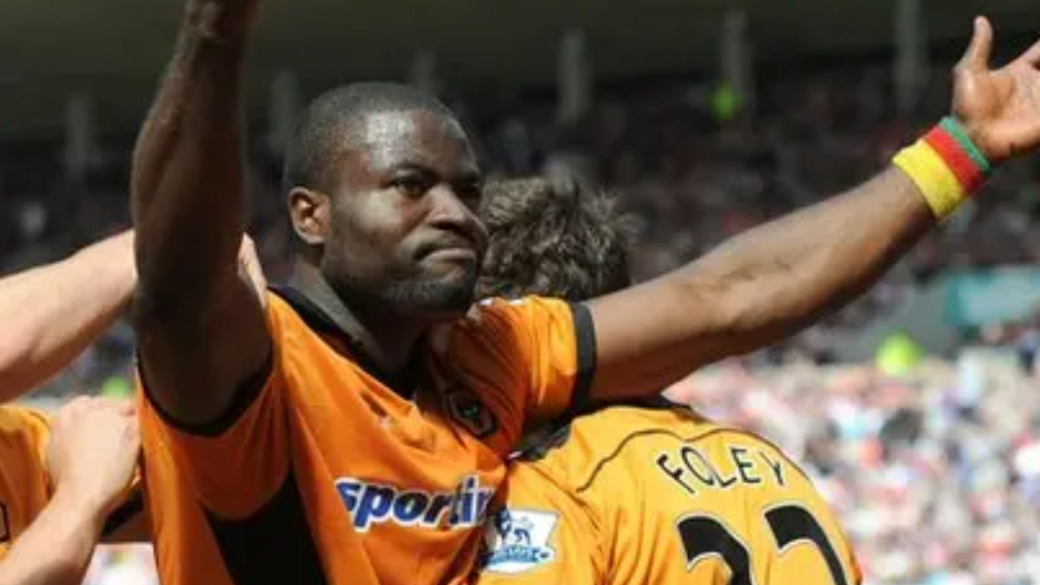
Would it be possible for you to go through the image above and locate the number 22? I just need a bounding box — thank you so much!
[676,504,851,585]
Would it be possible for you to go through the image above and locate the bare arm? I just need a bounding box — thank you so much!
[590,168,930,398]
[588,18,1040,401]
[0,491,106,585]
[0,398,140,585]
[131,0,269,425]
[0,231,134,402]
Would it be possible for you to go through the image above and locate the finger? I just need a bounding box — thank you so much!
[1020,34,1040,65]
[246,260,268,296]
[68,395,92,407]
[93,396,120,410]
[239,234,256,257]
[958,16,993,72]
[124,419,142,447]
[113,400,136,416]
[238,236,269,300]
[61,395,92,415]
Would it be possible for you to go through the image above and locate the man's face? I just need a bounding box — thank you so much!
[321,109,488,318]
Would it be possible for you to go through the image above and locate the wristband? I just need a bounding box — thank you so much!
[892,117,991,220]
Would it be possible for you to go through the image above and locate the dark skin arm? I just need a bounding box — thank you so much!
[131,0,269,425]
[589,17,1040,400]
[591,169,929,397]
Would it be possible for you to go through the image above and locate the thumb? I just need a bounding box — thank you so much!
[957,17,993,73]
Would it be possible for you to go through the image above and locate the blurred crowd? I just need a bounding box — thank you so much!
[675,347,1040,585]
[7,56,1040,584]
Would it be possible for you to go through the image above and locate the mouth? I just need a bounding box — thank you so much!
[423,247,479,265]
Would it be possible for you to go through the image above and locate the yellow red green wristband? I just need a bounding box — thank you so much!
[892,118,991,220]
[939,117,990,173]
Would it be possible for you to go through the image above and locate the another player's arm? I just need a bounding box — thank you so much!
[131,0,269,425]
[0,490,108,585]
[0,398,140,585]
[587,18,1040,400]
[0,231,134,402]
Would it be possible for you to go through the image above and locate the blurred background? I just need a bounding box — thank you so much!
[9,0,1040,583]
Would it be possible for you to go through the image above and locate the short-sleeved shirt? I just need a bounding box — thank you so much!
[473,405,862,585]
[0,406,51,558]
[138,290,595,585]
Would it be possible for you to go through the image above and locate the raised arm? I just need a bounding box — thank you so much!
[131,0,269,425]
[588,18,1040,400]
[0,232,133,402]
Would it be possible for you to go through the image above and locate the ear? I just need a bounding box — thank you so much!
[288,187,330,246]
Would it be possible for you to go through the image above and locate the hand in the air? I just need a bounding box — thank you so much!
[46,397,141,518]
[953,17,1040,163]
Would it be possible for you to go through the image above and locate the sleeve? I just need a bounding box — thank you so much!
[448,296,596,440]
[137,291,292,519]
[9,407,53,497]
[17,408,51,480]
[472,464,606,585]
[0,407,54,545]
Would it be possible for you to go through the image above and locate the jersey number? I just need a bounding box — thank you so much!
[676,505,850,585]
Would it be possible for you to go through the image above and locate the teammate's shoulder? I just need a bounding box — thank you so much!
[0,405,49,434]
[571,399,714,440]
[0,405,50,466]
[518,400,715,466]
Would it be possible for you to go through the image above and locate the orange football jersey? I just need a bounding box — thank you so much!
[0,405,145,562]
[138,289,595,585]
[0,406,51,560]
[473,405,861,585]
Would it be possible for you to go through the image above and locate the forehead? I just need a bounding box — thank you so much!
[346,109,478,179]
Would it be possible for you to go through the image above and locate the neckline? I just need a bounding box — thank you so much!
[270,285,420,400]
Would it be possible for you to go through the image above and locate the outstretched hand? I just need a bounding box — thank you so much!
[953,17,1040,163]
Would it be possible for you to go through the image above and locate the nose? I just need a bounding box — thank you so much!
[427,185,488,249]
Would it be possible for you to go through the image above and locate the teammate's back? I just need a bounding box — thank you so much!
[532,404,860,585]
[474,175,859,585]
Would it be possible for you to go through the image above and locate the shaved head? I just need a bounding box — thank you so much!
[282,82,461,193]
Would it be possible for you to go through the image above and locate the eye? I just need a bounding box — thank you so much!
[390,174,433,198]
[455,180,483,207]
